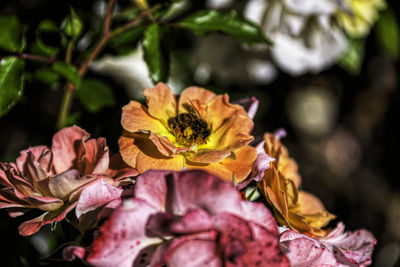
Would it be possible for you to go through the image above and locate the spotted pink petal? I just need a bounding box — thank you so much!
[83,199,162,267]
[75,179,123,219]
[52,126,90,174]
[280,225,376,267]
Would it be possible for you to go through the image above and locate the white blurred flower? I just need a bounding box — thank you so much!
[245,0,347,76]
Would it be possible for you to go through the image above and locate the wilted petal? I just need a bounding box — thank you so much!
[52,126,90,173]
[18,203,76,236]
[75,179,123,218]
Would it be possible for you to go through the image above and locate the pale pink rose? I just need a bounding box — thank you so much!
[280,222,376,266]
[0,126,137,236]
[64,170,289,267]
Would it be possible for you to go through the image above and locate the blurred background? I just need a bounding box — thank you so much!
[0,0,399,266]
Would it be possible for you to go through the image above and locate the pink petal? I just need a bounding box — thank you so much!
[63,246,86,262]
[24,195,64,211]
[280,227,376,267]
[16,146,53,176]
[75,179,123,218]
[107,152,138,182]
[134,170,168,210]
[164,239,221,267]
[81,138,110,175]
[18,203,77,236]
[84,199,162,267]
[48,169,92,201]
[236,152,275,190]
[52,126,90,174]
[235,96,259,120]
[168,170,242,215]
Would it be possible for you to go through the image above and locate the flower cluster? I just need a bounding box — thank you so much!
[0,84,377,266]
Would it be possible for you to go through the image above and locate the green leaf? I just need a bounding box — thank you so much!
[0,57,25,117]
[77,79,114,113]
[339,38,365,76]
[142,24,169,83]
[52,61,80,87]
[376,9,399,60]
[34,68,60,85]
[0,15,25,52]
[179,10,272,45]
[62,7,83,38]
[36,19,60,56]
[109,26,145,55]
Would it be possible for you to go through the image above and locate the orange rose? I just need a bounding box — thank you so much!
[119,83,257,182]
[257,133,335,237]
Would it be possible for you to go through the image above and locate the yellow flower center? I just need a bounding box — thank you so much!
[168,113,210,147]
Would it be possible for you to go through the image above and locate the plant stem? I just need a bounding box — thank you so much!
[20,53,55,63]
[55,1,156,129]
[56,39,75,129]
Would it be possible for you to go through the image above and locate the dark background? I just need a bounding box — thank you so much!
[0,0,399,266]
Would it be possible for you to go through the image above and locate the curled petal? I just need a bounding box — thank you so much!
[237,152,275,190]
[18,203,77,236]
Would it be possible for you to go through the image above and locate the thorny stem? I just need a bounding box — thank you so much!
[56,0,157,129]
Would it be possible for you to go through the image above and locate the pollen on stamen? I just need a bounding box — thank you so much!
[168,113,210,147]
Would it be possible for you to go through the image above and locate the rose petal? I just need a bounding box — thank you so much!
[234,96,259,120]
[143,82,177,124]
[121,100,167,134]
[165,239,221,267]
[107,153,139,181]
[52,126,90,173]
[134,170,168,210]
[48,169,93,201]
[18,203,77,236]
[178,86,216,116]
[81,138,109,175]
[207,94,248,131]
[75,179,123,218]
[84,199,162,267]
[24,195,64,211]
[186,149,231,164]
